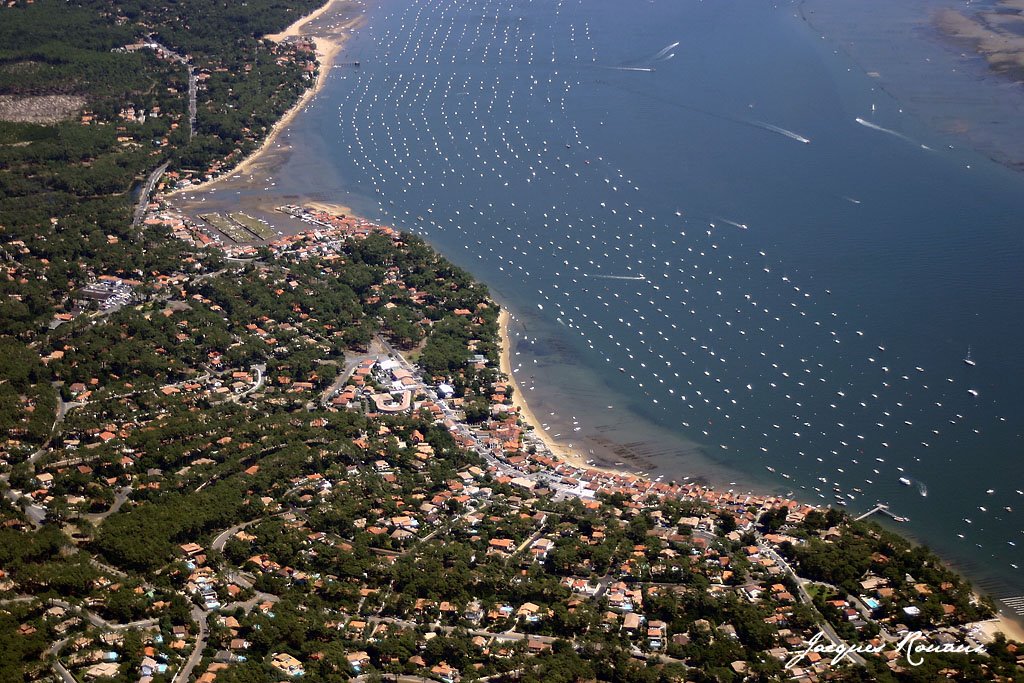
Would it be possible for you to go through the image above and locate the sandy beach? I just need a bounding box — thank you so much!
[306,200,355,217]
[264,0,343,42]
[166,0,363,198]
[498,309,573,462]
[499,308,584,465]
[498,308,626,476]
[976,613,1024,644]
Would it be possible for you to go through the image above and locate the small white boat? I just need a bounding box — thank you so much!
[899,477,912,486]
[964,346,976,367]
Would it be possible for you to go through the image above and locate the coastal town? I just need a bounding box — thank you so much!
[1,0,1023,680]
[1,196,1020,682]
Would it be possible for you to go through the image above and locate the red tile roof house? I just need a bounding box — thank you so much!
[622,612,644,633]
[487,538,515,555]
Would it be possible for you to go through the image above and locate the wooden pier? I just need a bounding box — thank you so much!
[854,503,909,523]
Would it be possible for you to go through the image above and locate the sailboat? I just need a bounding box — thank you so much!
[963,346,976,367]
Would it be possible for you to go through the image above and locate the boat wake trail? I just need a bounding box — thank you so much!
[606,41,679,72]
[651,41,680,61]
[650,41,679,63]
[592,79,811,145]
[715,217,749,230]
[752,120,811,144]
[583,273,648,281]
[855,117,931,150]
[602,66,656,73]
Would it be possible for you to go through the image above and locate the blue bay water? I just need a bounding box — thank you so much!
[268,0,1024,607]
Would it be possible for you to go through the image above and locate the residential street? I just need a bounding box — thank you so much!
[171,606,209,683]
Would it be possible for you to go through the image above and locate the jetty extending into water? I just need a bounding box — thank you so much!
[855,503,909,523]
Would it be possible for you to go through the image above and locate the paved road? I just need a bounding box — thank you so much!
[133,161,170,230]
[52,660,75,683]
[0,488,46,528]
[378,336,419,376]
[592,574,615,601]
[172,605,209,683]
[48,599,159,631]
[317,338,385,407]
[187,67,197,139]
[368,615,559,644]
[54,399,82,426]
[757,540,867,667]
[48,636,76,683]
[513,525,546,556]
[222,590,278,615]
[0,397,71,527]
[84,485,132,525]
[87,556,129,580]
[210,511,292,552]
[356,669,528,682]
[6,489,45,525]
[405,502,492,555]
[364,615,685,665]
[229,364,265,403]
[0,596,35,606]
[144,42,195,140]
[211,519,258,552]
